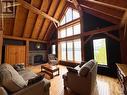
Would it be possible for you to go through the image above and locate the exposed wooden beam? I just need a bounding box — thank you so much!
[23,0,42,38]
[18,0,59,24]
[0,31,3,64]
[31,0,51,39]
[84,35,93,45]
[3,35,48,43]
[83,25,119,36]
[81,4,121,24]
[38,0,60,40]
[0,1,3,64]
[25,40,29,66]
[104,32,120,42]
[71,0,81,10]
[121,11,127,39]
[44,0,66,40]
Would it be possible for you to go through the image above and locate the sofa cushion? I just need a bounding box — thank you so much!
[79,60,95,77]
[0,64,27,93]
[18,69,37,81]
[28,74,45,85]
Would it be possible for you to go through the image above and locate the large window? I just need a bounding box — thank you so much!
[60,7,79,25]
[59,39,81,62]
[52,45,56,55]
[74,39,81,62]
[58,23,80,38]
[61,42,66,61]
[67,41,73,61]
[58,7,81,62]
[93,38,107,65]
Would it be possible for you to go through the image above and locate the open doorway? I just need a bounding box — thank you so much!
[93,38,107,65]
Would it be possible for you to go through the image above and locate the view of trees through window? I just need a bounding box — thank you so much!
[93,38,107,65]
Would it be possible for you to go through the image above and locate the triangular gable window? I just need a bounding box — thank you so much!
[60,7,79,25]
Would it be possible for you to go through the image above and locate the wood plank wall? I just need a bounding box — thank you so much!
[0,0,3,64]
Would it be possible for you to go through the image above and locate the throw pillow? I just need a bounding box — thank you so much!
[13,63,25,71]
[67,67,78,73]
[28,74,45,85]
[0,64,27,93]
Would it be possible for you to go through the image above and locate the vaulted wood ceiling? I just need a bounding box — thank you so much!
[3,0,127,42]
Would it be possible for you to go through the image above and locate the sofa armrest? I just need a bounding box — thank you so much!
[0,87,8,95]
[13,79,50,95]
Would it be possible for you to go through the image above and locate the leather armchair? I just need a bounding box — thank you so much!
[63,60,97,95]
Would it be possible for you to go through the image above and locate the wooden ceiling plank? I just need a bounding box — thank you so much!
[31,0,51,39]
[83,1,124,19]
[38,0,60,40]
[17,0,59,24]
[89,0,127,11]
[44,0,67,40]
[23,0,42,38]
[13,5,29,37]
[81,4,121,24]
[94,0,127,9]
[3,35,47,43]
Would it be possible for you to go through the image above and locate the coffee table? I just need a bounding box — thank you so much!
[41,63,59,79]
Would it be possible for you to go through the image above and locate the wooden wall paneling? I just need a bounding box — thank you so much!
[13,5,29,37]
[5,45,26,65]
[31,0,51,39]
[3,35,48,43]
[38,0,60,40]
[3,18,15,35]
[44,0,66,40]
[23,0,42,38]
[0,0,3,64]
[26,40,29,66]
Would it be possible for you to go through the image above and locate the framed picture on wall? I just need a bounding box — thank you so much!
[1,0,16,18]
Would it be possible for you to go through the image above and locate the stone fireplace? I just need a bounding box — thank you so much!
[29,50,47,65]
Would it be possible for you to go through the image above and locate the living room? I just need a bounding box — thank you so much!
[0,0,127,95]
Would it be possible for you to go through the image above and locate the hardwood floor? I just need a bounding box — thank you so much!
[29,64,123,95]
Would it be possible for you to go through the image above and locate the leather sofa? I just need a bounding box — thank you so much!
[0,64,50,95]
[63,59,97,95]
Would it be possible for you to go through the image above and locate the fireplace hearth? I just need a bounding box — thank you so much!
[29,50,47,65]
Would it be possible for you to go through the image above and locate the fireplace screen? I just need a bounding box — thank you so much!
[34,55,43,63]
